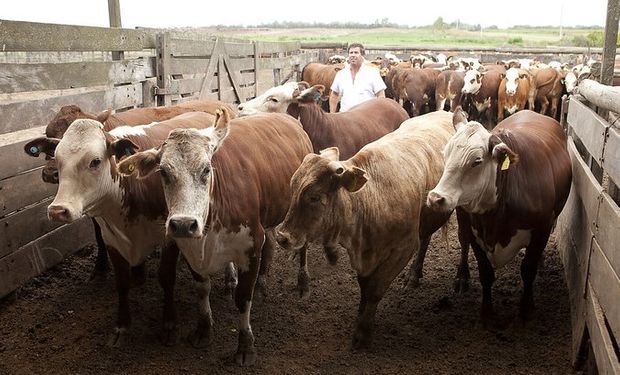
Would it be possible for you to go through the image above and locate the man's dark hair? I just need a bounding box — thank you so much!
[348,43,365,55]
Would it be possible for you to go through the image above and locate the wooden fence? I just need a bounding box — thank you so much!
[557,95,620,373]
[0,19,317,298]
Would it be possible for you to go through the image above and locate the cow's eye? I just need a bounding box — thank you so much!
[308,194,321,203]
[160,169,170,184]
[472,158,483,167]
[268,97,279,103]
[89,158,101,169]
[200,165,211,182]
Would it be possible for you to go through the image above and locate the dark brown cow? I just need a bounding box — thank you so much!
[398,68,441,116]
[461,69,503,129]
[435,70,465,112]
[35,111,215,347]
[117,108,313,365]
[427,110,572,325]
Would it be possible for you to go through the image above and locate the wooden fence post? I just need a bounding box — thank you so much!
[156,33,172,106]
[108,0,124,61]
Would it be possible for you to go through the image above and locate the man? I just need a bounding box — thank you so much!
[329,43,386,113]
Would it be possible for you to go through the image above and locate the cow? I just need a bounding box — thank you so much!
[398,68,441,116]
[301,62,344,107]
[427,109,572,326]
[117,107,313,365]
[435,70,465,112]
[35,111,216,347]
[328,54,347,64]
[461,69,502,129]
[23,100,233,280]
[497,68,531,121]
[528,67,564,119]
[275,111,457,349]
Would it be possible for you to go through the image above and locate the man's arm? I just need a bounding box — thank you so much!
[329,90,341,113]
[375,89,386,98]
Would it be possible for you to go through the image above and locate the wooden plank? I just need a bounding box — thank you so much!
[257,41,300,55]
[567,96,608,163]
[198,41,222,100]
[0,83,144,134]
[596,193,620,278]
[0,198,60,259]
[168,38,217,57]
[0,58,155,94]
[221,42,256,57]
[0,125,47,180]
[0,19,156,52]
[0,169,57,217]
[156,33,172,107]
[0,217,95,298]
[589,239,620,344]
[575,79,620,114]
[585,282,620,375]
[603,126,620,187]
[169,57,255,76]
[222,54,244,103]
[568,137,603,233]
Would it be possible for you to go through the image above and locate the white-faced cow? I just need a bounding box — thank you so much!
[497,68,531,121]
[461,69,502,129]
[276,111,457,349]
[427,109,572,325]
[117,108,313,365]
[40,111,215,347]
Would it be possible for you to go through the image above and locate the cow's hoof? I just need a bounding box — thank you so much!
[404,275,421,290]
[188,326,213,348]
[106,327,128,348]
[351,330,372,351]
[235,348,257,366]
[88,268,109,283]
[160,321,178,346]
[453,278,469,294]
[254,275,268,303]
[323,246,339,265]
[297,271,310,299]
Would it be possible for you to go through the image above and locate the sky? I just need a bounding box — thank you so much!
[0,0,611,29]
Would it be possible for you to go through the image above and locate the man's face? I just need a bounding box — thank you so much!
[348,47,363,67]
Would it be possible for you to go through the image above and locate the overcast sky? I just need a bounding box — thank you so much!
[1,0,611,29]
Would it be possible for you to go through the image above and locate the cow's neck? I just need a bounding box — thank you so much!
[299,104,335,153]
[461,165,499,214]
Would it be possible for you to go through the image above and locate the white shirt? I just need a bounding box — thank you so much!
[330,63,386,112]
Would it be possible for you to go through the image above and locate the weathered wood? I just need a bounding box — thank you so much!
[0,58,155,94]
[169,57,254,76]
[0,169,57,218]
[256,41,301,55]
[156,33,172,106]
[168,38,217,57]
[601,0,619,86]
[221,54,244,103]
[585,281,620,375]
[141,77,157,108]
[567,96,609,163]
[596,192,620,279]
[198,40,222,100]
[603,125,620,187]
[575,79,620,114]
[0,83,144,134]
[0,125,47,180]
[0,217,94,298]
[0,198,60,259]
[589,239,620,343]
[0,19,156,52]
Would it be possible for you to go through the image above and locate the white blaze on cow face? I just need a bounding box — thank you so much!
[48,119,120,222]
[564,72,577,93]
[237,81,299,116]
[504,68,521,96]
[427,121,499,214]
[462,70,482,94]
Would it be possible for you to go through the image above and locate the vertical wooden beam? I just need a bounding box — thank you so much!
[108,0,124,60]
[156,33,172,106]
[601,0,619,86]
[253,41,260,99]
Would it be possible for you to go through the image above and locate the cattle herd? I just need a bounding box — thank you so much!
[22,49,583,366]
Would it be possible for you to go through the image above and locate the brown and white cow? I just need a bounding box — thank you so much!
[398,68,441,116]
[37,111,215,347]
[497,68,531,121]
[435,70,465,112]
[461,69,502,129]
[276,111,456,349]
[427,109,572,325]
[117,108,313,365]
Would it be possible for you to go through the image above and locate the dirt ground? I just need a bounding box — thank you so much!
[0,216,574,375]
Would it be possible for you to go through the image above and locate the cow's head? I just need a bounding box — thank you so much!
[118,107,231,238]
[427,112,519,214]
[410,54,426,69]
[237,81,304,116]
[294,84,324,107]
[276,147,367,250]
[47,119,139,223]
[503,68,528,96]
[563,71,577,93]
[462,70,483,95]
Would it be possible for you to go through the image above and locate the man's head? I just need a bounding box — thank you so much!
[347,43,365,68]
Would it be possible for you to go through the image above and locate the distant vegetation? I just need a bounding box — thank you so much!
[204,17,616,48]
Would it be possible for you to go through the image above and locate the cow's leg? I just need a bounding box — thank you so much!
[188,270,214,348]
[323,241,339,265]
[405,236,431,289]
[296,243,310,299]
[90,218,110,281]
[225,262,238,300]
[471,241,495,327]
[497,102,505,122]
[454,208,471,294]
[159,240,180,346]
[234,231,264,366]
[519,231,549,321]
[540,97,549,116]
[353,241,416,350]
[256,231,274,302]
[106,246,132,347]
[551,98,559,120]
[130,263,147,287]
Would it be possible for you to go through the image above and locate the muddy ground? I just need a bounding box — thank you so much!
[0,217,573,375]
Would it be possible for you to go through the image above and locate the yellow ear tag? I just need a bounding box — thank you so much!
[500,155,510,171]
[127,163,135,173]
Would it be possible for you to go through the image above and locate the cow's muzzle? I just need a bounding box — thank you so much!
[275,228,304,250]
[426,191,450,212]
[48,204,73,223]
[167,215,202,238]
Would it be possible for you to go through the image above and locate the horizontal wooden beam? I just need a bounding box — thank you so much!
[567,96,608,163]
[0,169,57,218]
[0,125,47,180]
[585,280,620,374]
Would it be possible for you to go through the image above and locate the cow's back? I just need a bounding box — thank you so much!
[211,114,312,229]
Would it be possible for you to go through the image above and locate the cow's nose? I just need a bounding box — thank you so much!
[168,216,200,238]
[48,205,70,222]
[426,191,446,208]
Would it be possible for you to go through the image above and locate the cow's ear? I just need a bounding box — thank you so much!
[96,109,113,124]
[320,147,340,161]
[210,106,232,151]
[117,148,161,178]
[452,107,468,130]
[297,85,324,103]
[24,137,60,158]
[108,138,140,160]
[340,166,368,192]
[490,139,519,170]
[500,73,506,80]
